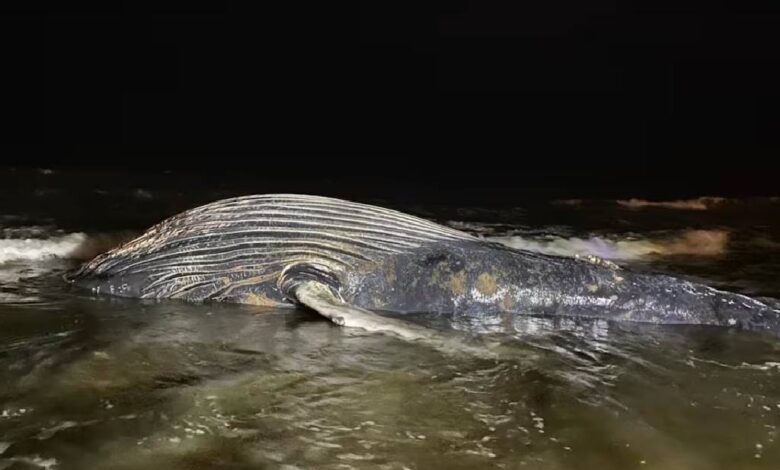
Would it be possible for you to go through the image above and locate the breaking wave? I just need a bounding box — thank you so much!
[616,197,727,211]
[0,230,133,265]
[0,234,88,264]
[487,230,730,261]
[553,197,780,211]
[0,228,133,304]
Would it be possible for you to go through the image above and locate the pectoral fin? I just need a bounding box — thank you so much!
[278,263,512,358]
[291,280,437,341]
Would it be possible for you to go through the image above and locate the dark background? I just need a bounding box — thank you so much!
[7,1,780,201]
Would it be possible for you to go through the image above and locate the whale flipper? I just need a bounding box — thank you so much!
[291,280,436,341]
[288,279,506,358]
[276,261,436,339]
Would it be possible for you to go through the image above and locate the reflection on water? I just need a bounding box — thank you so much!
[1,170,780,469]
[1,290,780,470]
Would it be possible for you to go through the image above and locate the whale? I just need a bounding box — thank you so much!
[67,194,780,342]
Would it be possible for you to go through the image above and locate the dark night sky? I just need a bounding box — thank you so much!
[7,1,780,198]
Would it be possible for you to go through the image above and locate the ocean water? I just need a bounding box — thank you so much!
[1,168,780,469]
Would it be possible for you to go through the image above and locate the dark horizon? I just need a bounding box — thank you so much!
[1,160,775,206]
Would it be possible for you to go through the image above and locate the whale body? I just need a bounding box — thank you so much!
[68,194,780,338]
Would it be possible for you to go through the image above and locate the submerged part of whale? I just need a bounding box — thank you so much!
[68,194,780,339]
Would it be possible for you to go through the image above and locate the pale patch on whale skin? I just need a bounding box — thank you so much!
[470,285,511,306]
[449,271,467,297]
[476,272,498,296]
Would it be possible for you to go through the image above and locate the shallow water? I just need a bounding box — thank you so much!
[2,168,780,469]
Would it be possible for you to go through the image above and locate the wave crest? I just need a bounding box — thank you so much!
[616,197,727,211]
[488,230,729,261]
[0,231,134,265]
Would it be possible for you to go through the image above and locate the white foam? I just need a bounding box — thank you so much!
[0,233,88,264]
[488,230,729,261]
[616,197,727,211]
[552,196,780,210]
[0,456,58,470]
